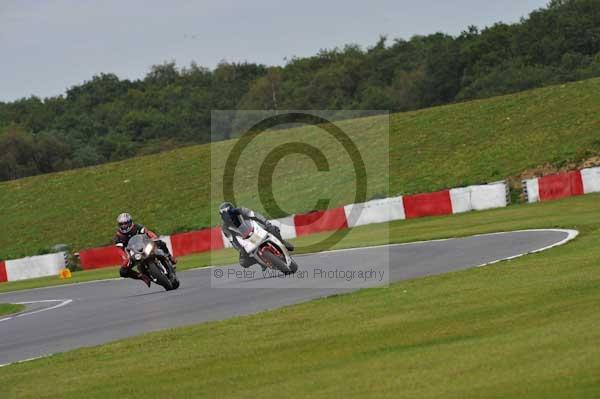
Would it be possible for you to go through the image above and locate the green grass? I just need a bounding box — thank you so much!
[1,78,600,259]
[0,303,24,316]
[1,194,599,398]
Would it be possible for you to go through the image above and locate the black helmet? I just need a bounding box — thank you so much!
[219,202,234,215]
[117,212,133,234]
[219,202,240,226]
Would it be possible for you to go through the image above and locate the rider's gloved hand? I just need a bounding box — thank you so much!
[120,251,131,268]
[266,221,280,233]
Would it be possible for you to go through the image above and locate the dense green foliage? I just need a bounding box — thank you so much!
[1,0,600,181]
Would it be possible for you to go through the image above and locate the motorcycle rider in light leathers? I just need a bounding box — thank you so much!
[113,213,177,287]
[219,202,294,269]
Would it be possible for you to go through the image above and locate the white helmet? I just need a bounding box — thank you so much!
[117,213,133,234]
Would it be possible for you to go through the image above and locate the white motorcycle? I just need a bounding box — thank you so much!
[235,220,298,275]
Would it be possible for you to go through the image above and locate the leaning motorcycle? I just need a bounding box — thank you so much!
[236,220,298,274]
[126,234,180,291]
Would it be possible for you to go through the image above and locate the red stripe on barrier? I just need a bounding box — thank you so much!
[171,227,224,257]
[79,246,123,270]
[538,171,584,201]
[294,207,348,236]
[403,190,453,219]
[0,261,7,283]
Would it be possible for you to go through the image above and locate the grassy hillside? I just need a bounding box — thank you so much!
[1,78,600,259]
[2,194,599,398]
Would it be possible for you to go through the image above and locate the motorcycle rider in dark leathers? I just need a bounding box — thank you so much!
[219,202,294,269]
[113,212,177,287]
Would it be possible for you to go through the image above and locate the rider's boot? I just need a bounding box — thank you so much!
[282,240,294,251]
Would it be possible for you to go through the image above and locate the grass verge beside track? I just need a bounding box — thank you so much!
[0,303,24,316]
[1,194,599,398]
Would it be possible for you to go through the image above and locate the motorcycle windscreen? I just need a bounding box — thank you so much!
[127,234,149,253]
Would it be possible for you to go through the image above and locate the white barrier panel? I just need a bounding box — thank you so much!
[271,216,297,240]
[449,187,472,214]
[450,183,508,213]
[5,252,66,282]
[525,178,540,203]
[343,196,406,228]
[470,183,508,210]
[582,167,600,194]
[159,235,174,255]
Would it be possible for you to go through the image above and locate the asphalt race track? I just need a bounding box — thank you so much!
[0,229,575,366]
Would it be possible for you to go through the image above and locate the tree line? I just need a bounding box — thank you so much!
[1,0,599,181]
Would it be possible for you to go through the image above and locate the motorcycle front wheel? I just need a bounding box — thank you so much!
[148,262,174,291]
[171,275,180,290]
[262,251,295,275]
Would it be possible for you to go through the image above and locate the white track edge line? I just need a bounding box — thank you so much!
[0,353,54,368]
[0,278,122,296]
[475,229,579,267]
[0,299,73,323]
[288,228,579,257]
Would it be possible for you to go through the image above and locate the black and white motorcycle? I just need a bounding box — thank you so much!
[236,220,298,275]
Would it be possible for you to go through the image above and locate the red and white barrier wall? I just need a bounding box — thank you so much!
[0,181,511,280]
[523,167,600,203]
[342,183,509,228]
[0,252,66,283]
